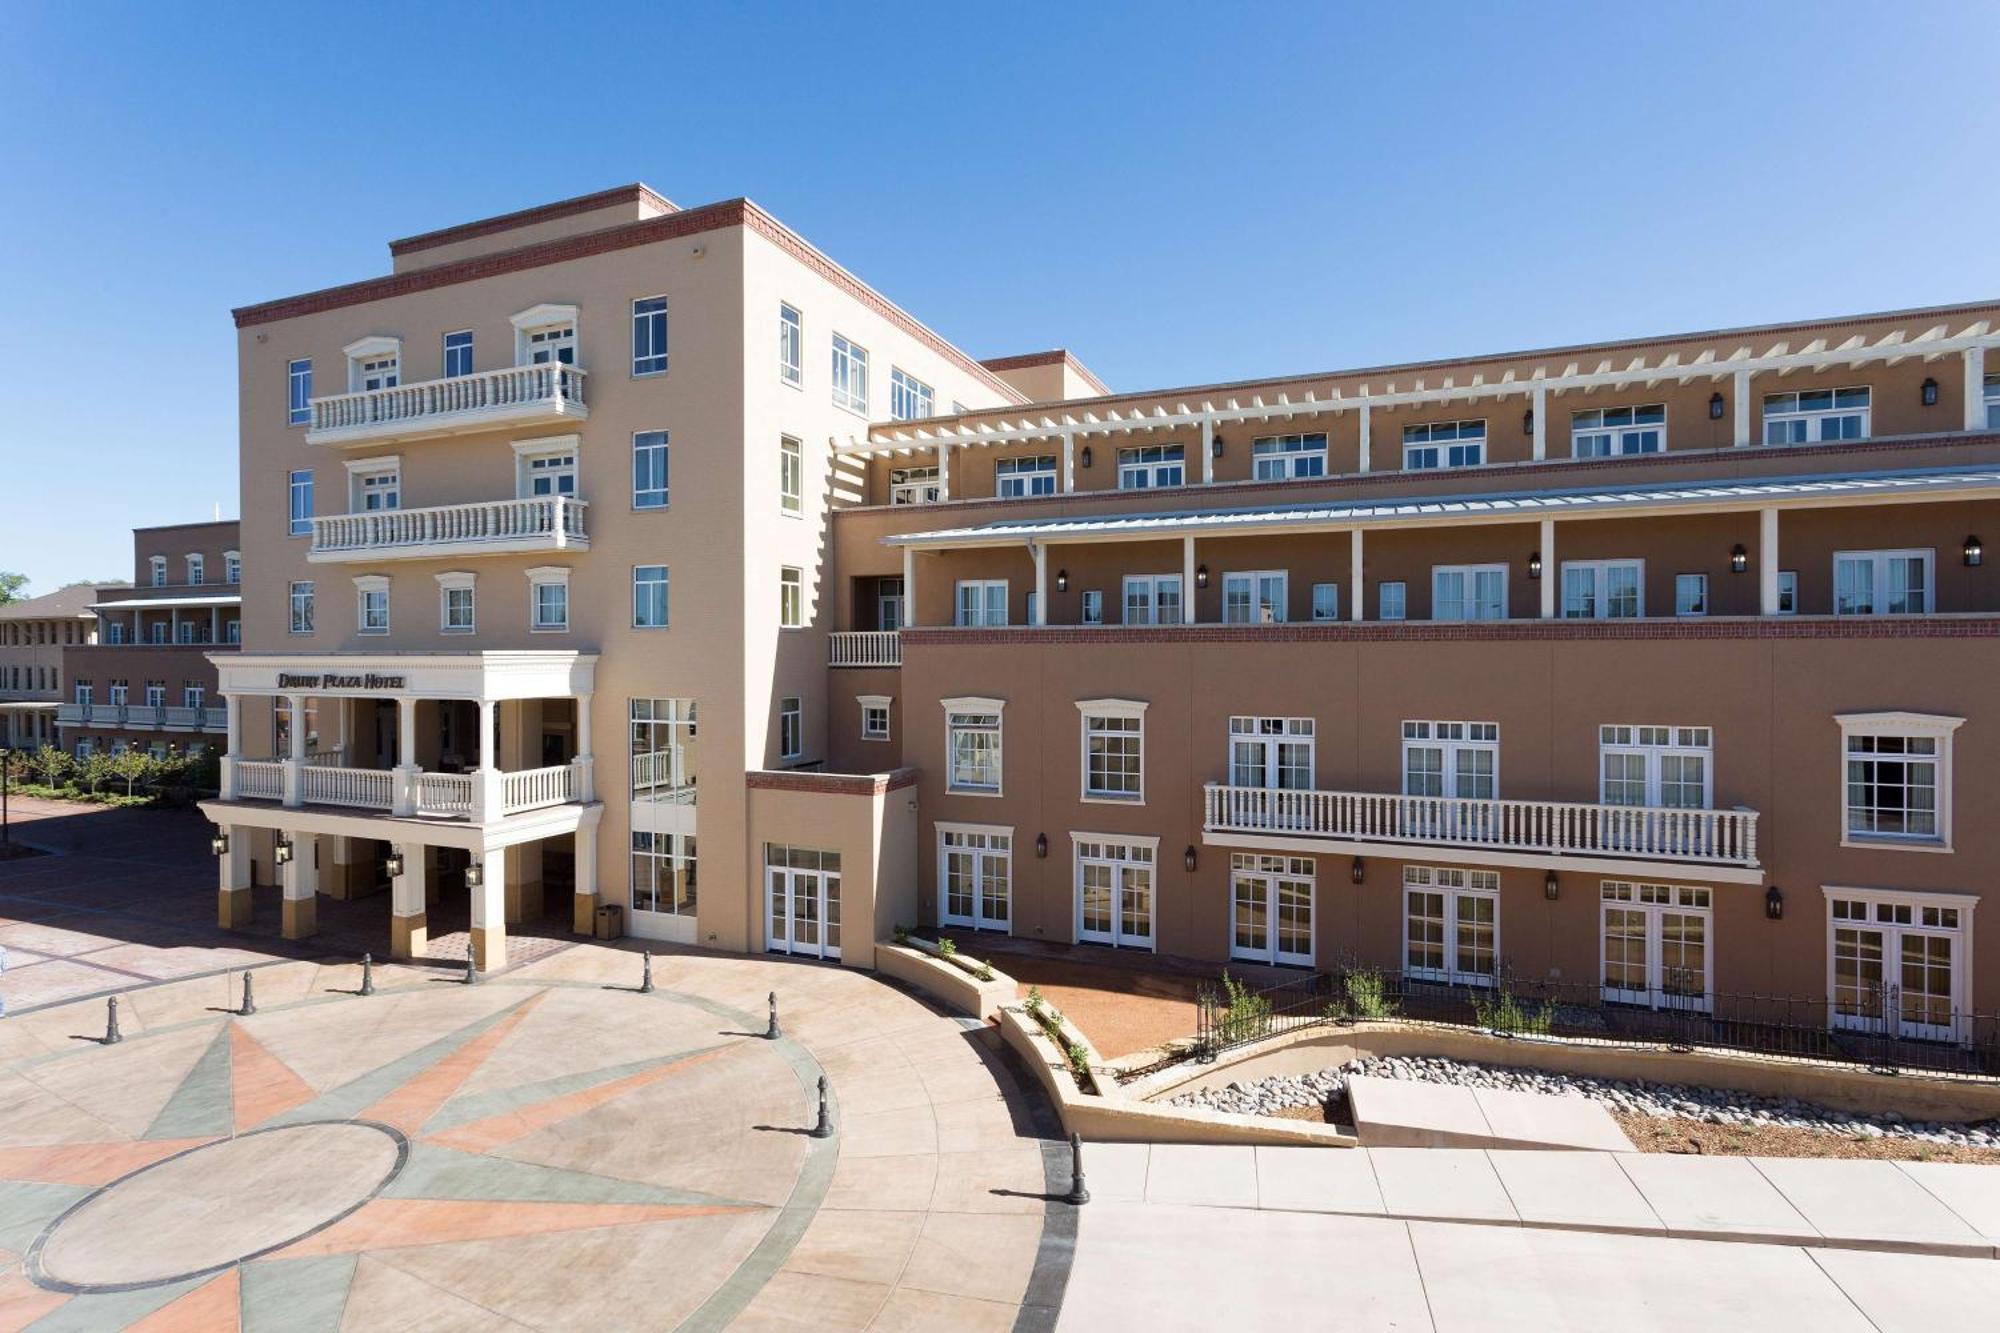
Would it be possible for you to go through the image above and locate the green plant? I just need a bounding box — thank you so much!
[937,936,956,958]
[974,961,995,982]
[1214,971,1272,1046]
[32,745,71,789]
[893,924,910,945]
[1473,989,1553,1036]
[1341,969,1399,1021]
[1061,1036,1091,1080]
[1024,986,1045,1018]
[111,749,152,799]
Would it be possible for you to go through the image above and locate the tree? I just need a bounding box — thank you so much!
[0,572,25,605]
[31,745,71,789]
[78,750,115,796]
[111,749,152,799]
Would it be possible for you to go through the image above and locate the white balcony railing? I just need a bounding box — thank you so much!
[417,772,475,817]
[1203,783,1760,868]
[829,630,901,667]
[224,759,587,822]
[55,703,225,732]
[300,765,395,810]
[310,496,589,562]
[306,363,588,446]
[236,760,284,800]
[502,764,573,814]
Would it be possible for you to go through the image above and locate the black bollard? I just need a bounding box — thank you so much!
[639,950,654,994]
[464,952,480,986]
[359,953,376,997]
[104,996,122,1045]
[810,1074,833,1139]
[1066,1131,1090,1205]
[240,971,256,1016]
[765,991,781,1040]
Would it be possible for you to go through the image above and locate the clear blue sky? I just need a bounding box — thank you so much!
[3,2,1996,594]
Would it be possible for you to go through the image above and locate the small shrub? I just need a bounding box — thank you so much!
[937,937,957,958]
[974,961,995,983]
[1024,985,1045,1019]
[893,924,910,945]
[1214,971,1272,1046]
[1473,989,1553,1036]
[1342,969,1399,1021]
[1061,1036,1091,1080]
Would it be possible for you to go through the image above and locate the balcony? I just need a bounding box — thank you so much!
[309,496,589,563]
[56,703,227,732]
[305,363,588,448]
[829,631,901,668]
[229,759,581,822]
[1203,783,1761,877]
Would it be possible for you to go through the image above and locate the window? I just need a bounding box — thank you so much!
[74,680,91,707]
[352,464,400,512]
[186,555,204,586]
[1079,701,1146,802]
[1117,444,1184,489]
[287,581,314,634]
[779,436,803,515]
[633,565,669,629]
[1403,866,1499,986]
[149,556,166,588]
[940,825,1012,930]
[353,351,399,391]
[1602,881,1712,1011]
[633,431,669,509]
[944,698,1004,794]
[1764,387,1869,444]
[1403,721,1498,798]
[437,572,475,634]
[1251,433,1328,481]
[1776,570,1799,614]
[1222,571,1287,624]
[183,683,205,710]
[1081,590,1104,625]
[522,321,576,366]
[1600,726,1712,809]
[1311,583,1340,621]
[1024,591,1038,626]
[1232,854,1315,966]
[1674,573,1708,616]
[1074,837,1155,949]
[149,620,169,645]
[1379,581,1407,621]
[108,680,128,706]
[779,304,803,385]
[1839,712,1960,847]
[779,567,804,628]
[831,333,869,413]
[1827,888,1971,1041]
[954,580,1008,627]
[225,619,240,644]
[890,367,934,421]
[996,456,1058,498]
[1403,420,1485,470]
[443,331,474,378]
[287,358,313,426]
[1572,404,1665,457]
[858,695,891,741]
[355,577,389,635]
[876,578,904,631]
[631,832,698,918]
[1121,574,1182,626]
[144,680,165,708]
[1561,560,1643,619]
[889,466,940,506]
[224,551,241,585]
[288,470,314,537]
[1834,549,1932,616]
[528,567,569,632]
[631,296,668,376]
[1987,372,2000,429]
[1431,565,1507,621]
[520,447,577,498]
[779,697,802,761]
[1229,716,1315,789]
[630,698,697,802]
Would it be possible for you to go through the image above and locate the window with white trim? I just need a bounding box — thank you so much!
[1079,700,1145,802]
[632,430,668,509]
[1827,888,1971,1041]
[779,436,803,515]
[632,296,668,376]
[437,572,475,634]
[1600,725,1711,808]
[1840,712,1960,847]
[1121,574,1182,626]
[288,581,315,635]
[779,567,804,628]
[876,578,904,631]
[1403,721,1498,798]
[1379,581,1407,620]
[1081,589,1104,624]
[148,556,166,588]
[1572,404,1665,457]
[144,680,164,708]
[944,699,1003,794]
[287,358,312,425]
[890,367,934,421]
[73,680,91,707]
[1251,433,1328,480]
[940,825,1012,930]
[631,831,698,918]
[1561,559,1643,619]
[858,695,891,742]
[1222,571,1287,624]
[108,679,128,707]
[630,698,697,802]
[1404,865,1499,986]
[996,455,1058,498]
[1776,570,1799,614]
[1403,419,1484,470]
[1764,387,1869,444]
[633,565,669,629]
[1232,854,1314,966]
[1602,881,1711,1011]
[528,567,569,632]
[779,304,803,385]
[1431,565,1507,621]
[1674,573,1708,616]
[186,554,205,586]
[831,333,869,413]
[288,470,314,537]
[1834,549,1932,616]
[354,576,389,635]
[183,682,205,710]
[518,446,577,498]
[351,463,400,513]
[1117,444,1184,489]
[352,350,399,392]
[779,697,802,761]
[1986,373,2000,429]
[889,466,940,505]
[521,320,575,366]
[443,330,473,378]
[224,551,241,585]
[954,580,1008,627]
[1311,582,1340,621]
[1075,837,1155,949]
[1228,716,1314,789]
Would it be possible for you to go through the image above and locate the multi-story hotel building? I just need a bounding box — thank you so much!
[207,182,2000,1042]
[58,521,240,758]
[1,584,122,752]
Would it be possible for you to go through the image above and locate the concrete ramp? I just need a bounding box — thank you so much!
[1347,1074,1633,1151]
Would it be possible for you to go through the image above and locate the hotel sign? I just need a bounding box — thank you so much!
[275,672,407,691]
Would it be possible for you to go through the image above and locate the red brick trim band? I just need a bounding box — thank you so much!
[388,184,679,257]
[747,766,920,795]
[903,618,2000,646]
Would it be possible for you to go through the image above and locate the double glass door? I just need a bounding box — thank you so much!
[1600,882,1711,1011]
[766,847,841,960]
[1230,855,1314,966]
[1076,840,1154,949]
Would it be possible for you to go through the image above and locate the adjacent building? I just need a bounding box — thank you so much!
[0,584,122,752]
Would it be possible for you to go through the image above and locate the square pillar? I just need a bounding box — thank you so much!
[392,696,419,816]
[573,822,600,935]
[1032,544,1048,627]
[1061,431,1075,492]
[902,547,917,629]
[1357,403,1371,473]
[1200,418,1215,483]
[936,443,951,501]
[1733,368,1753,447]
[221,695,242,799]
[504,842,544,925]
[1182,536,1198,625]
[469,847,506,970]
[1349,529,1365,622]
[1966,345,1989,433]
[390,842,427,960]
[1539,519,1557,620]
[280,831,318,940]
[573,693,594,802]
[1530,385,1548,461]
[217,826,253,929]
[1759,507,1781,615]
[281,693,307,808]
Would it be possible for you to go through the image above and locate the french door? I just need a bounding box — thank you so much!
[766,848,841,960]
[1075,839,1154,950]
[1231,855,1314,966]
[1600,881,1711,1011]
[1830,894,1963,1042]
[940,826,1011,931]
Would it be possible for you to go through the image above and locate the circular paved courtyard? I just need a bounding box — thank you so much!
[0,944,1067,1330]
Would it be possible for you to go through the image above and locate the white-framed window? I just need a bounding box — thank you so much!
[354,575,390,635]
[890,367,934,421]
[527,566,569,632]
[183,683,205,710]
[1572,404,1665,457]
[514,445,577,500]
[1765,387,1869,444]
[223,551,241,585]
[778,567,804,628]
[518,314,577,366]
[1079,699,1146,803]
[1403,865,1499,987]
[1024,591,1039,626]
[288,470,314,537]
[939,823,1013,931]
[73,680,91,707]
[944,697,1004,794]
[1834,549,1932,616]
[889,466,940,506]
[1311,582,1340,621]
[1251,433,1328,480]
[631,296,668,376]
[1379,581,1407,621]
[876,578,904,631]
[288,580,315,635]
[630,698,697,802]
[149,556,166,588]
[779,697,802,761]
[442,330,473,378]
[1231,854,1315,967]
[1403,419,1485,470]
[1561,559,1643,619]
[1403,721,1498,798]
[1602,881,1712,1011]
[778,303,803,386]
[108,679,128,707]
[1117,444,1184,489]
[436,571,476,634]
[831,333,869,413]
[1228,716,1314,789]
[349,343,400,392]
[148,620,169,644]
[1600,725,1712,809]
[186,554,205,586]
[779,436,804,515]
[1674,573,1708,616]
[858,694,892,742]
[633,565,669,629]
[996,455,1058,498]
[1222,571,1287,624]
[1081,590,1104,625]
[287,358,312,426]
[350,461,401,513]
[1826,887,1973,1042]
[1776,569,1799,614]
[1121,574,1182,626]
[1986,372,2000,429]
[144,679,165,708]
[632,430,668,509]
[631,831,697,918]
[225,619,240,644]
[954,580,1008,627]
[1432,565,1507,621]
[1075,836,1155,950]
[1839,711,1960,849]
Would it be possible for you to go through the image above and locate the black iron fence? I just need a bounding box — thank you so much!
[1192,964,2000,1080]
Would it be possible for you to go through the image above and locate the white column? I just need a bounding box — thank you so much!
[1349,529,1365,622]
[469,845,505,969]
[217,823,253,929]
[1061,431,1075,492]
[1032,544,1047,626]
[221,695,242,798]
[1200,418,1215,484]
[902,547,917,629]
[1759,507,1781,616]
[473,699,502,822]
[1357,403,1372,473]
[1966,346,1989,432]
[209,606,220,644]
[1538,520,1556,621]
[936,444,951,501]
[391,841,428,959]
[281,693,306,808]
[393,696,419,817]
[280,830,318,939]
[1733,368,1753,447]
[1182,536,1198,625]
[572,693,594,801]
[1531,385,1548,461]
[573,821,600,936]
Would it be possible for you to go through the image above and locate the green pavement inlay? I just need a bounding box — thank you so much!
[141,1023,233,1140]
[23,1274,205,1332]
[0,1182,88,1258]
[241,1254,357,1333]
[420,1045,732,1135]
[388,1143,762,1210]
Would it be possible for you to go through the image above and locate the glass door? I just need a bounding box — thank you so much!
[1076,840,1154,950]
[1230,855,1314,966]
[1600,882,1711,1011]
[765,848,842,960]
[940,828,1011,931]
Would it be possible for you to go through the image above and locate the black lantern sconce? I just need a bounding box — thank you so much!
[209,830,229,857]
[1350,856,1365,886]
[1078,445,1092,469]
[1765,884,1784,921]
[1035,832,1048,859]
[1212,433,1225,460]
[1195,564,1210,589]
[1964,535,1983,567]
[1056,568,1070,593]
[1183,845,1198,873]
[1543,870,1560,901]
[274,836,294,866]
[1922,378,1940,408]
[385,848,405,879]
[1730,544,1749,574]
[1708,391,1726,420]
[465,860,485,890]
[1527,551,1543,580]
[1522,408,1535,437]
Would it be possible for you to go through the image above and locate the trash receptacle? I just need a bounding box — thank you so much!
[594,903,623,941]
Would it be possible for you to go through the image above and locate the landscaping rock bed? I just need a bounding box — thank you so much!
[1164,1054,2000,1149]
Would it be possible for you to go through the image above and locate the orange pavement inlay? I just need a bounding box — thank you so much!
[0,1271,69,1331]
[422,1045,732,1154]
[230,1025,316,1134]
[359,993,548,1136]
[126,1268,239,1333]
[273,1197,761,1259]
[0,1139,214,1188]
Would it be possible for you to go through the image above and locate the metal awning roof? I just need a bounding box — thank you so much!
[91,595,243,611]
